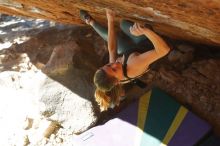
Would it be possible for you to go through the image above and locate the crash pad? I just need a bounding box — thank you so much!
[74,88,211,146]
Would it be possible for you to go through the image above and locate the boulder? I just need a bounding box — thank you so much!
[0,37,100,135]
[0,0,219,46]
[0,69,98,138]
[38,71,98,134]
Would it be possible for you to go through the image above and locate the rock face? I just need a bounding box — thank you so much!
[0,19,106,145]
[38,71,97,134]
[0,0,220,46]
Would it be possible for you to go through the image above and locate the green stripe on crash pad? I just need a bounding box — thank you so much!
[140,88,181,146]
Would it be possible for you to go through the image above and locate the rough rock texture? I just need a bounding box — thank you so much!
[0,34,100,134]
[38,71,97,134]
[0,71,41,146]
[0,17,108,145]
[0,0,220,46]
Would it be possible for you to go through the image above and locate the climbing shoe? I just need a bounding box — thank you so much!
[79,10,92,24]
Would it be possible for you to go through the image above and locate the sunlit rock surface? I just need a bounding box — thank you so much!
[38,70,97,134]
[0,61,97,145]
[0,16,104,145]
[0,0,220,46]
[0,14,56,50]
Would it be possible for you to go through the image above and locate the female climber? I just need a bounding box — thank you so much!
[80,9,170,92]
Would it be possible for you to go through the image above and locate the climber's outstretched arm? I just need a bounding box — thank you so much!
[106,9,117,63]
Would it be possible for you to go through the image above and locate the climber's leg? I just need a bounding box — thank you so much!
[80,10,134,55]
[120,19,154,52]
[120,19,146,44]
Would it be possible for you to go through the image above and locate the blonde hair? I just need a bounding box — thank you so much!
[95,85,123,111]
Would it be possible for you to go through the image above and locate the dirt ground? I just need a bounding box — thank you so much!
[0,14,220,145]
